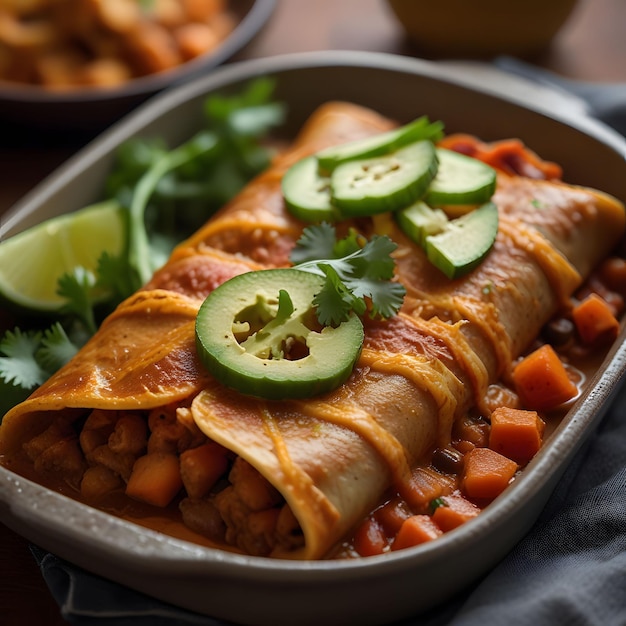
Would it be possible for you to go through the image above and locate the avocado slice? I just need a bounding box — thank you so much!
[425,148,497,208]
[425,201,499,279]
[315,115,444,173]
[396,200,449,247]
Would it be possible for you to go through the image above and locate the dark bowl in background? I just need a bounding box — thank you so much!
[0,0,275,133]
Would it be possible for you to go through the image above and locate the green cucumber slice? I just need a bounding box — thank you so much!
[195,269,364,400]
[425,201,499,279]
[281,156,339,223]
[330,140,438,216]
[316,116,444,173]
[396,200,449,247]
[425,148,497,208]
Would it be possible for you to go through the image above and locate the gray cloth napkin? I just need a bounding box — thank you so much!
[31,380,626,626]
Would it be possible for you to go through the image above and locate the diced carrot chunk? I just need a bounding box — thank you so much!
[400,467,454,513]
[126,452,183,507]
[489,406,545,464]
[180,442,229,499]
[391,515,442,551]
[512,344,578,411]
[461,447,518,501]
[431,493,480,532]
[572,293,620,345]
[353,517,387,557]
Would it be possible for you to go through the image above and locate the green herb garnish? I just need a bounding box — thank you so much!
[0,80,285,410]
[290,223,406,326]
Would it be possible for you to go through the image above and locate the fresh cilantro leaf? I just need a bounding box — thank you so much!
[429,497,448,513]
[313,265,363,326]
[103,79,285,292]
[125,130,221,289]
[95,251,136,303]
[291,224,406,325]
[332,229,364,259]
[0,323,81,416]
[0,328,47,389]
[290,222,338,264]
[204,77,281,127]
[350,235,397,281]
[0,80,286,411]
[340,235,406,319]
[57,267,98,335]
[105,137,168,201]
[353,274,407,320]
[36,323,79,373]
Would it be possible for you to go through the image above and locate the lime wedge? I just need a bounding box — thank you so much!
[0,200,126,312]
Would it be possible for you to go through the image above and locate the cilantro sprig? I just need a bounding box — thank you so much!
[0,324,80,415]
[108,77,286,293]
[0,79,285,412]
[290,223,406,326]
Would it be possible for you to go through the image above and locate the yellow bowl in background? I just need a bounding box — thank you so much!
[386,0,580,57]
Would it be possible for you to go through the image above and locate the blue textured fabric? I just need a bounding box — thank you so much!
[32,381,626,626]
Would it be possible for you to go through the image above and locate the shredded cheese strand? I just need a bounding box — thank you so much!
[358,347,465,447]
[294,397,412,488]
[498,215,582,306]
[410,314,491,416]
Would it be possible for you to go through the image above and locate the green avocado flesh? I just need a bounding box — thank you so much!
[396,201,449,247]
[425,201,499,279]
[425,148,497,207]
[281,155,338,223]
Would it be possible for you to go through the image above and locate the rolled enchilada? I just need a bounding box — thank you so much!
[0,102,624,559]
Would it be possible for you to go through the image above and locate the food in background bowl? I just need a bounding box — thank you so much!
[0,0,275,131]
[0,0,235,90]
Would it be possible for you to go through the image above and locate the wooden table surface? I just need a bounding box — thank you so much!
[1,1,626,624]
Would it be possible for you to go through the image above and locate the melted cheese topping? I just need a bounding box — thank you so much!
[293,395,412,488]
[498,215,581,306]
[358,348,464,448]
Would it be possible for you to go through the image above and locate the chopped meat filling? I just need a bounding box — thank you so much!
[19,405,305,556]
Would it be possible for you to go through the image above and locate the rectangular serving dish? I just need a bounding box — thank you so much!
[1,51,626,626]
